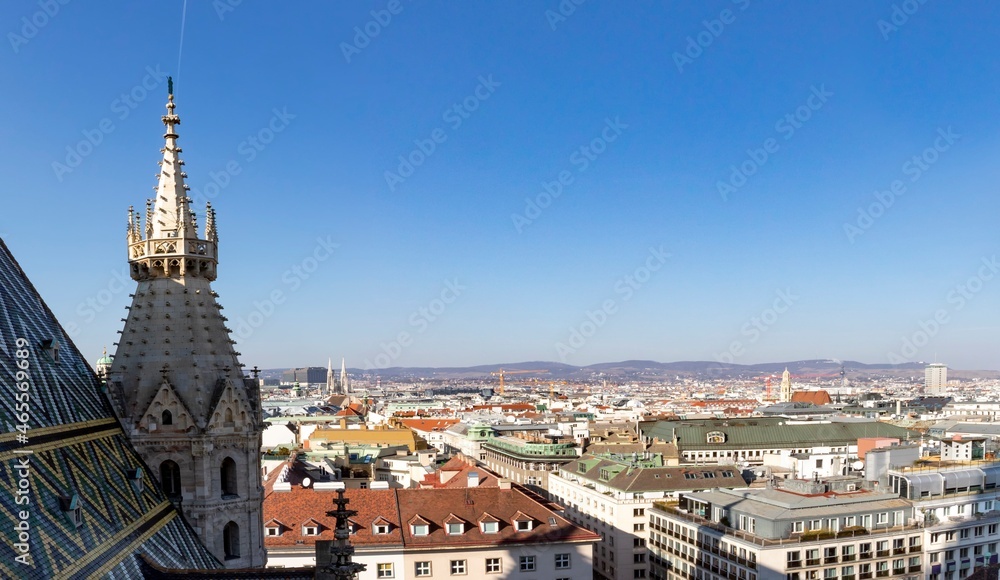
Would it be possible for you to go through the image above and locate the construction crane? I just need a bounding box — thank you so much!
[490,369,548,395]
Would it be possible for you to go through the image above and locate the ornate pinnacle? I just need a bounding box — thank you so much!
[324,488,366,579]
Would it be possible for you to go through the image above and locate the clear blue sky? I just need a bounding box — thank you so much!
[4,1,1000,371]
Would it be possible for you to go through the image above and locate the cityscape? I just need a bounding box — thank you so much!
[4,2,1000,580]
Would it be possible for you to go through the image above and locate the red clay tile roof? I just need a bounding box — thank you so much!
[262,462,599,551]
[394,487,599,548]
[790,390,833,405]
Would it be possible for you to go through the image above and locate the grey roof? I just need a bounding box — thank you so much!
[641,418,917,451]
[685,487,910,521]
[565,454,746,493]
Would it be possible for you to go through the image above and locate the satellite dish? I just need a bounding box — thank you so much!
[852,461,865,471]
[302,477,312,488]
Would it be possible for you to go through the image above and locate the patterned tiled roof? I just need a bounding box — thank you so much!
[0,238,221,578]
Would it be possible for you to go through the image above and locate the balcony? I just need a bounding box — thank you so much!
[909,545,921,553]
[806,559,820,567]
[860,573,872,579]
[893,548,906,555]
[875,570,889,578]
[859,552,873,560]
[876,550,890,558]
[909,565,922,573]
[842,554,856,562]
[825,556,838,564]
[786,561,802,569]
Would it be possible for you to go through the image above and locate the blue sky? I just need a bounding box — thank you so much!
[4,1,1000,371]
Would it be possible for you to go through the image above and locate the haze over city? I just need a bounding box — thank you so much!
[4,1,1000,369]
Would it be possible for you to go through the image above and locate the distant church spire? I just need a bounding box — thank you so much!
[780,367,793,403]
[327,357,335,395]
[340,358,349,394]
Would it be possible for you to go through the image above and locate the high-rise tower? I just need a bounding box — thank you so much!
[106,81,266,567]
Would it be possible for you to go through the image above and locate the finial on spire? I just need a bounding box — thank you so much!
[167,76,174,97]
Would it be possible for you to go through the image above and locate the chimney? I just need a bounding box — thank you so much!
[468,472,480,487]
[498,479,511,490]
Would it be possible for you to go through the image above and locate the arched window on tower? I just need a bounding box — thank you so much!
[162,409,173,426]
[221,457,238,498]
[223,521,240,560]
[160,460,181,498]
[224,407,234,424]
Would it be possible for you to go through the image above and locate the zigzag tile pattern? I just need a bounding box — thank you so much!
[0,238,221,579]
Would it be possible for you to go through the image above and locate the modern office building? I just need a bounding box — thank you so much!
[649,478,923,580]
[549,453,747,580]
[926,364,948,394]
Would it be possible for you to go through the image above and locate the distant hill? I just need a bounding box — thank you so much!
[260,359,996,382]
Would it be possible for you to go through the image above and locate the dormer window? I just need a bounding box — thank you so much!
[301,518,323,536]
[265,526,281,536]
[481,521,499,534]
[447,522,464,535]
[512,512,534,532]
[411,524,429,536]
[374,523,390,535]
[59,494,83,528]
[127,467,144,492]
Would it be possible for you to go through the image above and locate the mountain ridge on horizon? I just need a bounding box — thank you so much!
[260,358,997,380]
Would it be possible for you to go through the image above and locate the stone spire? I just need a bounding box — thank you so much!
[107,79,265,568]
[340,358,349,394]
[125,79,217,281]
[326,358,335,396]
[780,367,793,403]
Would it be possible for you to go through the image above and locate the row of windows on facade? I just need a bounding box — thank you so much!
[159,458,239,497]
[786,536,922,563]
[682,447,849,459]
[371,554,574,578]
[928,541,1000,563]
[268,517,554,537]
[783,557,922,580]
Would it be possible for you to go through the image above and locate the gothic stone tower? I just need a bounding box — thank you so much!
[106,84,266,567]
